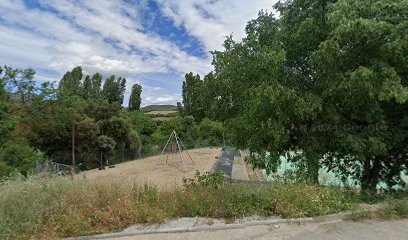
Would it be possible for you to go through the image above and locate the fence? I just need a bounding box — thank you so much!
[36,161,79,176]
[37,140,232,173]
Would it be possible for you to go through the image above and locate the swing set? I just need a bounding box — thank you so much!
[155,130,194,172]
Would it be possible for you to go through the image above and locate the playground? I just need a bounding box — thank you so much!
[85,147,221,189]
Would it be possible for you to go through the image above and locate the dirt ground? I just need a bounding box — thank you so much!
[84,147,221,190]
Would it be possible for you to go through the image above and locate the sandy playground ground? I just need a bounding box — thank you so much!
[84,147,221,189]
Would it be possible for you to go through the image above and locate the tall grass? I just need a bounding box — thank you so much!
[0,176,354,239]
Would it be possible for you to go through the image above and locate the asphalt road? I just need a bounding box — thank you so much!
[104,219,408,240]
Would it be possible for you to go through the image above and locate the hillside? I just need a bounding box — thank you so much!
[141,104,177,112]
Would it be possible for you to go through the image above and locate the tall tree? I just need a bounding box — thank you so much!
[81,75,92,100]
[182,72,205,121]
[0,67,16,147]
[208,0,408,189]
[311,0,408,190]
[3,66,36,104]
[90,72,102,99]
[128,83,142,111]
[58,66,83,96]
[102,75,126,104]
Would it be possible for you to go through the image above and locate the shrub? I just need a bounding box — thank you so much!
[182,171,225,189]
[0,143,44,177]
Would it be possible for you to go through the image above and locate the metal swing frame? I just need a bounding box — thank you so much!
[155,130,194,172]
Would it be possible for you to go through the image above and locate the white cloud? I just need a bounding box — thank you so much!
[142,95,181,106]
[155,0,277,51]
[0,0,277,105]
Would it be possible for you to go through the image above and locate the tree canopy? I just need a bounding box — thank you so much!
[129,83,142,111]
[181,0,408,190]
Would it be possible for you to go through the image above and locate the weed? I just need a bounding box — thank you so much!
[0,176,356,239]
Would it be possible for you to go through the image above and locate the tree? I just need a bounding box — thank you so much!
[176,101,184,117]
[90,72,102,99]
[128,84,142,111]
[58,66,83,96]
[208,0,408,189]
[198,118,225,145]
[0,67,17,147]
[0,143,44,177]
[98,116,131,149]
[81,75,92,99]
[123,111,157,137]
[75,119,100,168]
[182,73,205,121]
[97,135,116,168]
[310,0,408,190]
[86,100,121,121]
[25,93,85,165]
[3,66,36,104]
[102,75,126,104]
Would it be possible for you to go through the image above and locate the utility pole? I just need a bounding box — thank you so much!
[72,123,76,172]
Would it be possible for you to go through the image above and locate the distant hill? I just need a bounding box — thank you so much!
[141,104,177,112]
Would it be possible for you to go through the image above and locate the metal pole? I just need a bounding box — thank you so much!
[156,131,175,167]
[72,124,76,170]
[174,131,186,172]
[177,133,194,163]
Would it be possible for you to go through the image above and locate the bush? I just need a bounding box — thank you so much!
[182,171,226,189]
[0,143,44,177]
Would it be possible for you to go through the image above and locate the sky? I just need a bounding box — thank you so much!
[0,0,277,106]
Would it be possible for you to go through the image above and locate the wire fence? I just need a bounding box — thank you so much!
[36,161,79,176]
[36,139,232,174]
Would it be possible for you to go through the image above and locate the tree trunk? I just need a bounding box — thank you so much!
[136,143,142,159]
[306,151,319,184]
[361,158,381,192]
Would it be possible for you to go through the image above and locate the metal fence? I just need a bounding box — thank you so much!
[36,161,78,176]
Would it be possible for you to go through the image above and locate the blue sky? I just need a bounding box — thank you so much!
[0,0,275,106]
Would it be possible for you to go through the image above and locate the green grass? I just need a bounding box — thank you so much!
[0,175,355,239]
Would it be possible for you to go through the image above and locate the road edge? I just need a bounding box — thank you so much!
[67,207,387,240]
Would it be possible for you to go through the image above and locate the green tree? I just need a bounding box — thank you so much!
[58,66,83,96]
[201,72,230,120]
[208,0,408,189]
[176,101,184,117]
[86,100,121,122]
[81,75,92,99]
[128,83,142,111]
[198,118,225,145]
[0,67,17,147]
[182,73,205,121]
[98,116,131,149]
[97,135,116,167]
[75,119,100,168]
[3,66,36,104]
[26,95,85,165]
[310,0,408,190]
[0,143,44,177]
[90,72,102,99]
[102,75,126,104]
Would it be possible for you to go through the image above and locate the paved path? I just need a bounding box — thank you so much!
[102,219,408,240]
[231,156,249,181]
[212,149,240,179]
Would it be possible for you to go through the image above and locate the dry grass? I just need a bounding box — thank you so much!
[84,147,221,189]
[0,177,354,239]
